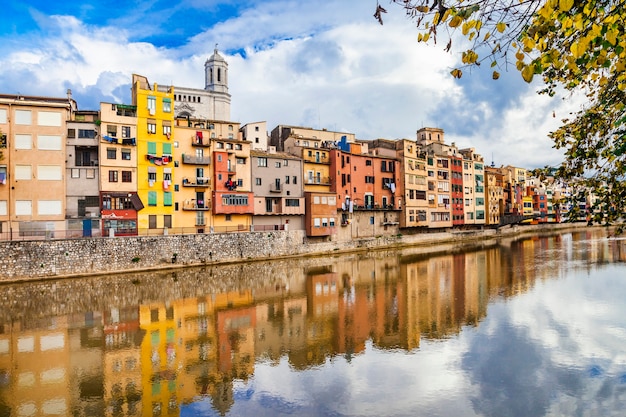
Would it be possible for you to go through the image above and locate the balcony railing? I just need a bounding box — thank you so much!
[305,177,331,185]
[270,184,282,193]
[182,177,210,187]
[182,201,211,211]
[182,154,211,165]
[191,136,211,147]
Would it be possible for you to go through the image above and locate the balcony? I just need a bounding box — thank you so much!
[305,177,331,185]
[182,154,211,165]
[182,177,210,188]
[182,200,211,211]
[192,135,210,147]
[270,184,282,193]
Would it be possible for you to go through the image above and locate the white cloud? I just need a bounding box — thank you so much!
[0,1,580,168]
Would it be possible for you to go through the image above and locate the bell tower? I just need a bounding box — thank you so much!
[205,45,229,94]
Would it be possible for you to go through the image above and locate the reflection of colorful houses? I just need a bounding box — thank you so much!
[0,321,72,416]
[103,306,142,416]
[139,303,180,417]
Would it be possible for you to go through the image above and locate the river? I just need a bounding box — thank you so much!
[1,228,625,417]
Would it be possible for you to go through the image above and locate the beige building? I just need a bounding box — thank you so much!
[240,121,268,151]
[417,127,454,228]
[250,148,305,231]
[0,93,76,240]
[485,166,504,225]
[394,139,429,228]
[99,102,141,236]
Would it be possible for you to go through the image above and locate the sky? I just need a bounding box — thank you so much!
[0,0,585,168]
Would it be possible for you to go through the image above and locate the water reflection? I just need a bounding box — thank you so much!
[1,228,625,416]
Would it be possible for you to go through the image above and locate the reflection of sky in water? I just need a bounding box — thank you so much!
[183,264,626,417]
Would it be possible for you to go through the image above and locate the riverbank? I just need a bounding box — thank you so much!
[0,222,599,283]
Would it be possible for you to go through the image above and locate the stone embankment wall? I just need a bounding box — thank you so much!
[0,223,586,283]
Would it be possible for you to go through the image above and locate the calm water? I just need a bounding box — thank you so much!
[1,228,626,417]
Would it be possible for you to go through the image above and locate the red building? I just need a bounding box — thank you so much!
[450,155,464,226]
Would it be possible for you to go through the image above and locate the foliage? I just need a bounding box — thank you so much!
[376,0,626,230]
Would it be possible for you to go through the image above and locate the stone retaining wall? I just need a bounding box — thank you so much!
[0,223,587,283]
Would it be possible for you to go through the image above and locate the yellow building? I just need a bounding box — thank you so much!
[132,75,175,234]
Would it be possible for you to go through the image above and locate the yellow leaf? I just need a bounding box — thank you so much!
[521,65,534,82]
[462,22,471,35]
[569,41,585,59]
[484,32,491,41]
[515,51,525,61]
[496,22,506,33]
[451,69,463,79]
[449,15,462,28]
[559,0,574,12]
[418,33,423,42]
[423,32,430,42]
[492,71,500,80]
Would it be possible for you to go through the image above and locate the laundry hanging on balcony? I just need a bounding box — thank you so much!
[146,154,171,165]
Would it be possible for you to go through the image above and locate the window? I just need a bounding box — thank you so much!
[275,162,281,168]
[15,110,32,125]
[236,157,245,164]
[147,142,157,155]
[15,134,32,149]
[15,165,32,180]
[164,214,172,228]
[286,199,300,207]
[149,215,157,229]
[122,126,131,138]
[71,168,80,178]
[37,165,62,180]
[107,125,118,137]
[162,142,172,155]
[38,135,62,150]
[147,96,156,114]
[225,214,231,221]
[121,149,131,160]
[148,171,156,182]
[285,176,290,184]
[107,148,117,159]
[365,176,375,184]
[147,123,156,134]
[258,157,267,167]
[163,98,171,113]
[164,192,172,206]
[255,178,261,186]
[222,194,249,206]
[314,218,321,227]
[109,170,118,182]
[122,171,132,182]
[78,129,96,139]
[293,176,297,184]
[163,125,171,136]
[67,129,76,138]
[148,191,157,206]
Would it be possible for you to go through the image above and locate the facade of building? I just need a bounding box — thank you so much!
[175,118,213,233]
[99,103,141,236]
[460,148,486,225]
[395,139,428,228]
[66,109,101,237]
[250,148,305,231]
[240,121,268,151]
[132,74,176,233]
[0,93,76,239]
[485,166,504,225]
[211,125,255,232]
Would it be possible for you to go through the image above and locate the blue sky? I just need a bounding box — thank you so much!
[0,0,584,168]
